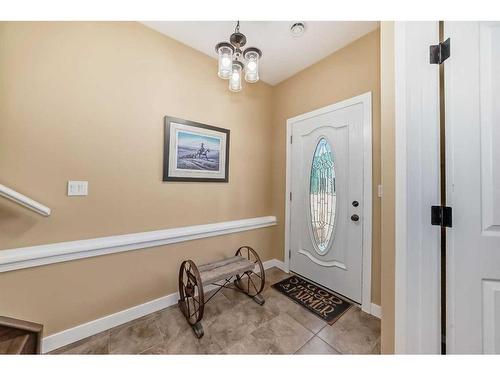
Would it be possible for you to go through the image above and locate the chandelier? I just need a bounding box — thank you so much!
[215,21,262,92]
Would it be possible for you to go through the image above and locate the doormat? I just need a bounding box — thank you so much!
[272,275,352,325]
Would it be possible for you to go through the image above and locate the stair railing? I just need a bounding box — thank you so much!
[0,184,51,216]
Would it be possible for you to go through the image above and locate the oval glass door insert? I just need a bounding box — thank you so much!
[309,138,336,254]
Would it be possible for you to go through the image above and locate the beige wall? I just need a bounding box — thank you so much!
[380,21,395,354]
[0,22,385,338]
[0,22,278,335]
[271,30,382,305]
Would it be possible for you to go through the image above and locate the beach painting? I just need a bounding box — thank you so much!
[163,116,230,182]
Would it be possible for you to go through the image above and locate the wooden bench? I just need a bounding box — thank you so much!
[178,246,265,338]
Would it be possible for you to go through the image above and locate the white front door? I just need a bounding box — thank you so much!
[288,94,371,304]
[445,21,500,353]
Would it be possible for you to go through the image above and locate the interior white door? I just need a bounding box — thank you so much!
[289,99,365,303]
[445,21,500,354]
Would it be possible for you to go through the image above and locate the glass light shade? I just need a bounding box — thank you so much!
[217,45,233,79]
[244,50,260,83]
[229,62,243,92]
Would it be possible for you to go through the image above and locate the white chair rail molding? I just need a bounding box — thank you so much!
[0,216,277,273]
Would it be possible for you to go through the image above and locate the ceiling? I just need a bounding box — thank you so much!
[141,21,379,85]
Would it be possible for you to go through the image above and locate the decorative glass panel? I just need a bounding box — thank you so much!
[310,138,336,254]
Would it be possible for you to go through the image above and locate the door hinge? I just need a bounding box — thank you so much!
[290,135,293,144]
[289,192,292,201]
[430,38,450,64]
[289,249,291,259]
[431,206,452,228]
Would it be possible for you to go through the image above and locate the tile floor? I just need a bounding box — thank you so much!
[51,267,380,355]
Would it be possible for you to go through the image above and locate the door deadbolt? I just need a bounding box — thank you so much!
[351,214,360,222]
[352,201,359,207]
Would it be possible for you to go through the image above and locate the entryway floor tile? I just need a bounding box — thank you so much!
[52,267,380,355]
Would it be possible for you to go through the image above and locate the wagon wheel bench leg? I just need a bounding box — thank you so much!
[252,294,265,305]
[178,260,205,338]
[192,322,204,339]
[234,246,266,305]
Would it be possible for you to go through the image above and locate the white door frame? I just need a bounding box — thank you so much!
[394,21,441,354]
[284,92,373,314]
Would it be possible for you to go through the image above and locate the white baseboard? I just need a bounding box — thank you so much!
[41,258,287,353]
[42,291,178,353]
[260,258,288,273]
[371,303,382,319]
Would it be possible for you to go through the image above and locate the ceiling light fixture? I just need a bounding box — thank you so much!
[290,22,306,38]
[215,21,262,92]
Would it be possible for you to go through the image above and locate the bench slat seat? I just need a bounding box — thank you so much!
[198,256,254,285]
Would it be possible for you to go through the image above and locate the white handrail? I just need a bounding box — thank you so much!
[0,184,51,216]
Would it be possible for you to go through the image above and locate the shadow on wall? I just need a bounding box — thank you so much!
[0,201,38,240]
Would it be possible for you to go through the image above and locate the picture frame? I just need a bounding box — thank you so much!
[163,116,230,182]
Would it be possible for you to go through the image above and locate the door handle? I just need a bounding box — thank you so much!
[351,214,359,222]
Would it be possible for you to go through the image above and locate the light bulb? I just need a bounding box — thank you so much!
[247,61,257,72]
[216,43,233,80]
[243,48,261,84]
[221,56,231,68]
[229,61,243,92]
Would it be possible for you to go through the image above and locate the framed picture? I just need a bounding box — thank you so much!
[163,116,230,182]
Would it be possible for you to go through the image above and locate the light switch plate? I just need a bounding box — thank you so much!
[68,181,88,196]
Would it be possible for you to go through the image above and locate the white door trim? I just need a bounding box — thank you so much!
[394,21,441,354]
[284,92,373,314]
